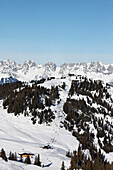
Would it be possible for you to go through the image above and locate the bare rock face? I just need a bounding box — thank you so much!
[44,62,57,72]
[107,65,113,73]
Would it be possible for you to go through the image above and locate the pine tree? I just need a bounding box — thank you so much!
[14,152,17,161]
[9,151,12,160]
[37,154,41,166]
[34,154,41,166]
[61,161,65,170]
[24,155,31,164]
[1,148,7,162]
[11,153,14,160]
[34,156,38,165]
[86,158,91,170]
[70,156,77,170]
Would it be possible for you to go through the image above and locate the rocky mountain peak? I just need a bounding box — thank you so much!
[0,60,113,83]
[44,62,57,71]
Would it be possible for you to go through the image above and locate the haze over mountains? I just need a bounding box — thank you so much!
[0,60,113,84]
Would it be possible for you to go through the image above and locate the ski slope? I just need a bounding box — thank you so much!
[0,93,79,170]
[1,75,113,169]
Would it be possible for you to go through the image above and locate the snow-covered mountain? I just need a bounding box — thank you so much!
[0,76,79,170]
[0,75,113,169]
[1,60,113,169]
[0,60,113,83]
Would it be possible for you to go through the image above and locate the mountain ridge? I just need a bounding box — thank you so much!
[0,60,113,83]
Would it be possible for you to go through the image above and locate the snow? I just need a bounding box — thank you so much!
[0,60,113,83]
[0,77,79,170]
[0,158,42,170]
[1,60,113,168]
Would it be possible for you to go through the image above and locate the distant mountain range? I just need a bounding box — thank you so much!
[0,60,113,84]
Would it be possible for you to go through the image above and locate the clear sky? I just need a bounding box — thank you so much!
[0,0,113,65]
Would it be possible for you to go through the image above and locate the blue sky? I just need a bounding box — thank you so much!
[0,0,113,65]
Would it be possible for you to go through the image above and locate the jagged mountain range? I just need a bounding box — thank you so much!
[0,60,113,83]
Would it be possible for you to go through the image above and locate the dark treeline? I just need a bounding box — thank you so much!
[63,77,113,159]
[1,80,59,124]
[0,81,23,100]
[62,145,113,170]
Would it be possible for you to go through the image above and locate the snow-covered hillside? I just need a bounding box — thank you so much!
[0,60,113,83]
[0,77,80,170]
[0,101,79,169]
[0,63,113,169]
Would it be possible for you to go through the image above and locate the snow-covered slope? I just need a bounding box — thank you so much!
[0,77,79,170]
[0,103,79,169]
[1,61,113,169]
[0,60,113,83]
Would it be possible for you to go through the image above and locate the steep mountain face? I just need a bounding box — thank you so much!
[0,60,113,83]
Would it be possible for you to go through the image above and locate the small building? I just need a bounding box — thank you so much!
[18,152,34,158]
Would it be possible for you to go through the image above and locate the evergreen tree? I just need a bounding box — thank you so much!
[86,158,92,170]
[24,155,31,164]
[9,151,12,160]
[14,152,17,161]
[34,156,38,165]
[61,161,65,170]
[37,154,41,166]
[1,148,7,162]
[34,154,41,166]
[11,153,15,160]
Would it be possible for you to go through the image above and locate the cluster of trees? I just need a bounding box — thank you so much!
[63,76,113,155]
[68,78,113,115]
[34,154,41,166]
[38,108,55,124]
[0,81,23,100]
[20,153,41,166]
[69,78,103,96]
[9,151,17,161]
[0,148,41,167]
[94,116,113,153]
[61,145,113,170]
[2,81,59,124]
